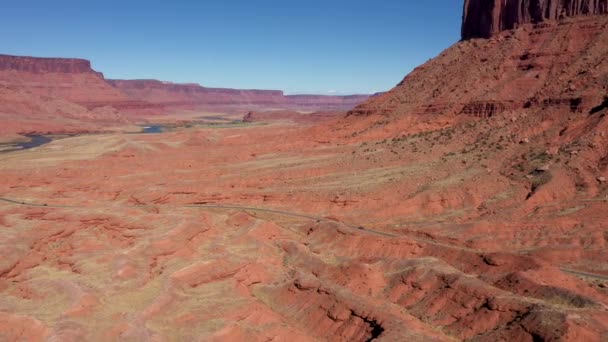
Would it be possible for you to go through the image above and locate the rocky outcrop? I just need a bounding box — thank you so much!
[462,0,608,39]
[0,54,100,75]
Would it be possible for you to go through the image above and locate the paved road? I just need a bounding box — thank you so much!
[561,268,608,282]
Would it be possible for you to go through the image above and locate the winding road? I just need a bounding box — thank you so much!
[0,197,397,238]
[1,196,607,282]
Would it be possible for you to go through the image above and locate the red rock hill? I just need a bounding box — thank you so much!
[327,6,608,339]
[348,12,608,136]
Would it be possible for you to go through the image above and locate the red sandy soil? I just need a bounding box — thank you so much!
[1,112,607,340]
[1,8,608,342]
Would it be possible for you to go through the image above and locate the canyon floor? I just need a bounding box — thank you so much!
[1,114,607,341]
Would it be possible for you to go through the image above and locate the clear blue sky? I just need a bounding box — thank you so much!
[1,1,462,95]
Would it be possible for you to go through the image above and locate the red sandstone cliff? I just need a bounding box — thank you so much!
[242,110,344,123]
[462,0,608,39]
[0,54,100,75]
[0,54,138,135]
[0,54,130,105]
[329,10,608,339]
[0,53,371,136]
[348,14,608,134]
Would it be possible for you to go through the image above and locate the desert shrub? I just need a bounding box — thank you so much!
[531,171,553,192]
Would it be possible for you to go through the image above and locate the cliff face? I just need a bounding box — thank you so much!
[0,54,99,75]
[0,54,129,104]
[0,55,135,135]
[462,0,608,39]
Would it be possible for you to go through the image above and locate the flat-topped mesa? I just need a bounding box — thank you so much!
[108,79,286,105]
[108,79,284,97]
[285,94,372,109]
[0,54,131,105]
[108,79,372,110]
[462,0,608,39]
[0,54,98,74]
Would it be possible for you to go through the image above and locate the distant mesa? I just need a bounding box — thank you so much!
[242,110,344,124]
[0,53,373,136]
[462,0,608,39]
[0,53,130,107]
[108,79,372,110]
[0,53,98,74]
[0,54,371,111]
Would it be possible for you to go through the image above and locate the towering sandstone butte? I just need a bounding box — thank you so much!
[462,0,608,39]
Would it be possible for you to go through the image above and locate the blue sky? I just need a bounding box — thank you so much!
[0,1,462,94]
